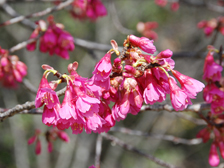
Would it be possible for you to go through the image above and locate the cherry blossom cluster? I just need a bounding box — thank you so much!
[203,47,223,114]
[35,35,204,134]
[28,128,69,155]
[27,16,75,60]
[136,21,158,40]
[197,46,224,167]
[0,47,27,88]
[155,0,179,11]
[197,124,224,167]
[70,0,107,21]
[197,16,224,37]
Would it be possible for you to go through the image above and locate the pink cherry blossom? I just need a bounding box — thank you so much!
[203,51,223,82]
[196,127,211,143]
[57,87,77,129]
[91,53,112,90]
[35,75,60,109]
[168,77,192,111]
[47,141,53,153]
[0,51,27,88]
[35,139,41,155]
[57,131,70,142]
[85,113,105,134]
[112,78,143,121]
[143,70,166,104]
[27,16,75,59]
[42,104,60,126]
[129,35,156,54]
[209,143,220,167]
[26,29,39,51]
[98,101,115,133]
[86,0,107,20]
[172,70,205,98]
[70,0,107,21]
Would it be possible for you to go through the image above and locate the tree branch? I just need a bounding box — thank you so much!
[108,0,134,35]
[110,127,202,145]
[140,102,210,113]
[180,0,224,13]
[0,86,66,121]
[0,3,37,29]
[101,133,181,168]
[0,0,73,27]
[95,134,103,168]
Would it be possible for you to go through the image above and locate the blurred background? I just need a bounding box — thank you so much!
[0,0,223,168]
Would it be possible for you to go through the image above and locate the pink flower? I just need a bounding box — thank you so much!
[128,35,156,54]
[40,29,57,54]
[28,129,41,155]
[42,104,60,126]
[91,53,112,90]
[57,86,77,130]
[26,29,39,51]
[168,77,192,111]
[112,78,143,121]
[86,0,107,20]
[204,27,214,36]
[72,84,101,117]
[70,0,107,21]
[98,101,115,133]
[137,22,159,40]
[203,83,222,103]
[172,70,205,98]
[197,20,207,29]
[209,143,220,167]
[35,139,41,155]
[71,122,85,134]
[196,127,210,143]
[92,53,112,81]
[27,16,75,59]
[85,113,105,134]
[143,70,166,104]
[57,131,70,142]
[203,51,223,82]
[58,32,75,51]
[47,141,53,153]
[0,52,27,88]
[35,75,60,109]
[55,32,75,59]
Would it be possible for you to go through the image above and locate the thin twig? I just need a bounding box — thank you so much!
[22,79,38,94]
[0,3,37,29]
[1,4,207,58]
[180,0,224,13]
[101,133,181,168]
[0,86,66,121]
[9,33,43,53]
[110,127,202,145]
[174,113,206,125]
[95,134,103,168]
[140,102,210,113]
[108,0,134,35]
[0,0,73,27]
[210,29,220,46]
